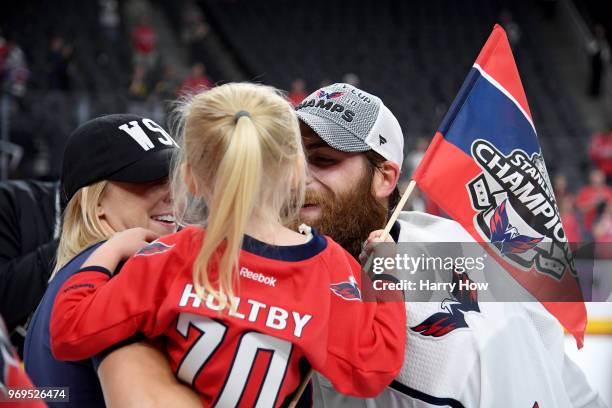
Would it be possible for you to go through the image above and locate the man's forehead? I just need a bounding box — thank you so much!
[299,121,334,150]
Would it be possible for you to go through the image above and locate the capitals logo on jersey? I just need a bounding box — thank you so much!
[135,241,174,257]
[467,139,575,280]
[330,276,361,301]
[411,271,480,338]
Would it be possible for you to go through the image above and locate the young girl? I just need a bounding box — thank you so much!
[50,83,405,406]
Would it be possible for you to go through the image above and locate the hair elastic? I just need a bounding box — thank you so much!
[234,110,251,123]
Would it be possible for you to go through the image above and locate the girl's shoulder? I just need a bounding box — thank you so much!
[146,225,205,254]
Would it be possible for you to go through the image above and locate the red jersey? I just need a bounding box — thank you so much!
[575,185,612,230]
[178,76,213,96]
[589,131,612,176]
[50,227,405,406]
[132,25,155,54]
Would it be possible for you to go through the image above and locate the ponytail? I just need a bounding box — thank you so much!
[192,115,262,309]
[173,83,306,311]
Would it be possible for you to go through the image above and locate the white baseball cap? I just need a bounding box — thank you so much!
[295,83,404,169]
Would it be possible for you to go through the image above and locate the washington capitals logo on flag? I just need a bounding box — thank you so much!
[135,241,174,257]
[466,139,571,280]
[489,200,543,255]
[330,276,361,301]
[412,24,586,347]
[411,271,480,338]
[317,90,344,100]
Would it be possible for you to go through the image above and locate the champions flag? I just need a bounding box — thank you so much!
[412,25,587,347]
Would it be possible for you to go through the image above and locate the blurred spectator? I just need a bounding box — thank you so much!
[149,66,180,123]
[576,168,612,233]
[500,10,521,47]
[553,173,571,201]
[181,0,209,57]
[0,28,7,80]
[404,137,429,175]
[178,62,212,96]
[0,316,44,405]
[2,36,28,97]
[152,65,179,101]
[0,179,60,356]
[128,65,149,101]
[589,130,612,182]
[46,36,74,91]
[593,202,612,258]
[342,73,360,87]
[288,78,307,106]
[403,181,425,212]
[593,203,612,242]
[559,195,583,243]
[587,24,610,98]
[131,15,156,70]
[319,78,332,88]
[180,0,205,31]
[99,0,120,42]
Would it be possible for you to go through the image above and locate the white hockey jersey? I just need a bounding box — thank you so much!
[312,212,606,408]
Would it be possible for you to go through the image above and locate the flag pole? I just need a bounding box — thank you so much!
[288,370,313,408]
[289,179,417,407]
[380,179,417,240]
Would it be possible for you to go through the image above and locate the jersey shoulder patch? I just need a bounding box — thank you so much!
[135,240,175,257]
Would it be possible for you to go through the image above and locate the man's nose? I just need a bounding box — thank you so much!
[306,170,316,186]
[305,165,323,186]
[159,183,172,203]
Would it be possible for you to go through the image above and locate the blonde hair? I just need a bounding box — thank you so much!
[171,83,305,309]
[51,181,115,278]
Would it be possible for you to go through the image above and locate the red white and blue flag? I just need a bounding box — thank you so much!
[413,25,586,347]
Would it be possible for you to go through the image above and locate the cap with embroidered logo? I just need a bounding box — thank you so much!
[60,114,178,208]
[295,83,404,169]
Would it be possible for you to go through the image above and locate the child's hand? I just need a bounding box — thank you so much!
[366,230,395,244]
[105,228,160,260]
[81,228,160,274]
[359,230,395,265]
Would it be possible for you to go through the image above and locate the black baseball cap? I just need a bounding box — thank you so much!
[60,114,178,208]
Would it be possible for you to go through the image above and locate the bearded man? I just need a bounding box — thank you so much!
[294,83,605,408]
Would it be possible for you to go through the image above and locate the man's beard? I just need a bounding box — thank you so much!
[291,175,388,259]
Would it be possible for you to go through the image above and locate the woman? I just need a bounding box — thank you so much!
[24,114,199,407]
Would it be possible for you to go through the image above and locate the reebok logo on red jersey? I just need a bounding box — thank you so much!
[239,267,277,287]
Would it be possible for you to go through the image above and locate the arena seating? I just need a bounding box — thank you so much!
[197,0,589,182]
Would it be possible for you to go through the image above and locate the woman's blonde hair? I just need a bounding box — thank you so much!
[51,180,115,278]
[171,82,306,309]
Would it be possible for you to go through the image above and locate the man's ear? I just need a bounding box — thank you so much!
[371,161,400,200]
[182,163,199,196]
